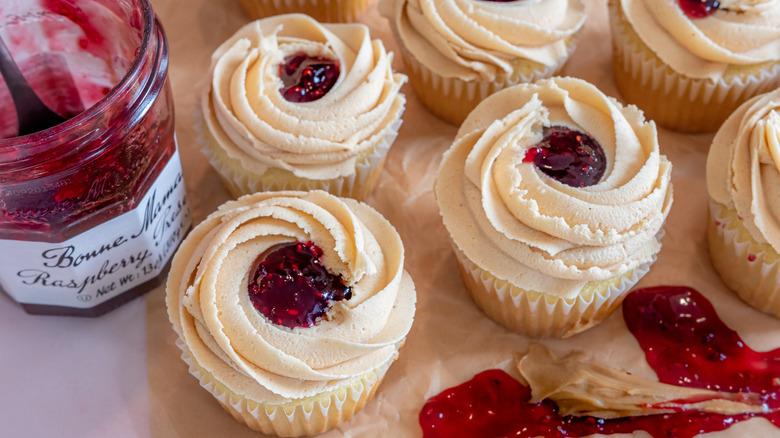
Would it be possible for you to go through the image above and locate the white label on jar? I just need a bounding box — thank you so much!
[0,148,192,308]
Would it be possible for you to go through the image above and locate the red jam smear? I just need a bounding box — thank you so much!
[523,126,606,188]
[623,286,780,408]
[278,52,340,103]
[678,0,720,18]
[419,286,780,437]
[248,241,351,328]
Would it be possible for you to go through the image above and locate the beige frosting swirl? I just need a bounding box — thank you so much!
[166,191,416,402]
[380,0,586,81]
[707,88,780,252]
[202,14,407,180]
[620,0,780,79]
[436,77,673,299]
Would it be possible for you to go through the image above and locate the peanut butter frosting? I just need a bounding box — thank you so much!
[619,0,780,80]
[202,14,407,180]
[517,344,769,418]
[436,77,673,299]
[707,88,780,253]
[166,191,416,403]
[380,0,586,82]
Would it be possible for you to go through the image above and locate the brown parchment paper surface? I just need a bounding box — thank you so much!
[146,0,780,436]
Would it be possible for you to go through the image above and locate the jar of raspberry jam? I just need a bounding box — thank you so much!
[0,0,191,316]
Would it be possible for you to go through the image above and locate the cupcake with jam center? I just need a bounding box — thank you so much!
[707,88,780,318]
[608,0,780,133]
[200,14,407,199]
[166,190,416,436]
[238,0,373,23]
[436,77,673,338]
[380,0,585,125]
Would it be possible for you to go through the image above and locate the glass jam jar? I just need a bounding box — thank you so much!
[0,0,191,316]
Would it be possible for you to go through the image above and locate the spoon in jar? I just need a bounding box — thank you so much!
[0,36,67,136]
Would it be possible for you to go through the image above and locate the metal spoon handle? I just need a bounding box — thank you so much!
[0,36,67,136]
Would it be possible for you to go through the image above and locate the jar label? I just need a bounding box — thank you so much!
[0,148,191,308]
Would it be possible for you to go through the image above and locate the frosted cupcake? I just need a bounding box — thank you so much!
[380,0,585,125]
[166,191,416,436]
[707,88,780,318]
[436,77,673,338]
[238,0,373,23]
[200,14,407,199]
[608,0,780,133]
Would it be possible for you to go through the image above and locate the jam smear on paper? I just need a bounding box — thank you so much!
[248,241,351,328]
[419,286,780,437]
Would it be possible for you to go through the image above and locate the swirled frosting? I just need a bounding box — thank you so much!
[436,77,673,299]
[619,0,780,79]
[202,14,406,180]
[707,88,780,252]
[380,0,586,81]
[166,191,416,402]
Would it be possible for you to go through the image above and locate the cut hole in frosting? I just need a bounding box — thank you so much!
[278,52,340,103]
[247,241,352,328]
[522,125,606,188]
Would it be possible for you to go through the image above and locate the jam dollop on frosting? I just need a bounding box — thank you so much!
[279,52,340,103]
[523,126,606,188]
[678,0,720,18]
[419,286,780,437]
[248,241,352,328]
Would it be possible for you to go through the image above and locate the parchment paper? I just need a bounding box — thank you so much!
[146,0,780,436]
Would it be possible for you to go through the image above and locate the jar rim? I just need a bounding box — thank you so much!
[0,0,156,148]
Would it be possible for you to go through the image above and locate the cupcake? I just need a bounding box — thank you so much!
[200,14,407,199]
[380,0,585,125]
[166,191,416,436]
[707,88,780,318]
[435,77,673,338]
[608,0,780,133]
[238,0,372,23]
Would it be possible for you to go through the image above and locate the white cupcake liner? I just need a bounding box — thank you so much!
[394,31,563,125]
[708,201,780,318]
[453,245,656,338]
[608,0,780,133]
[175,338,392,437]
[194,100,403,200]
[238,0,372,22]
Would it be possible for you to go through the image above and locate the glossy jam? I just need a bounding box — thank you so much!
[248,241,351,328]
[279,52,340,103]
[623,286,780,408]
[523,126,606,188]
[678,0,720,18]
[420,286,780,437]
[0,0,182,316]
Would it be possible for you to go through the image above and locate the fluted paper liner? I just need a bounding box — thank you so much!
[452,245,655,338]
[175,338,392,437]
[238,0,373,23]
[708,201,780,319]
[608,0,780,133]
[392,29,572,125]
[194,100,403,200]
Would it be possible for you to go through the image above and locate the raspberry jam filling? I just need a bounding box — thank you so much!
[248,241,352,328]
[678,0,720,18]
[278,52,340,103]
[523,126,606,188]
[419,286,780,437]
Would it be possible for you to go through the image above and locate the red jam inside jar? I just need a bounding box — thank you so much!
[0,0,190,317]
